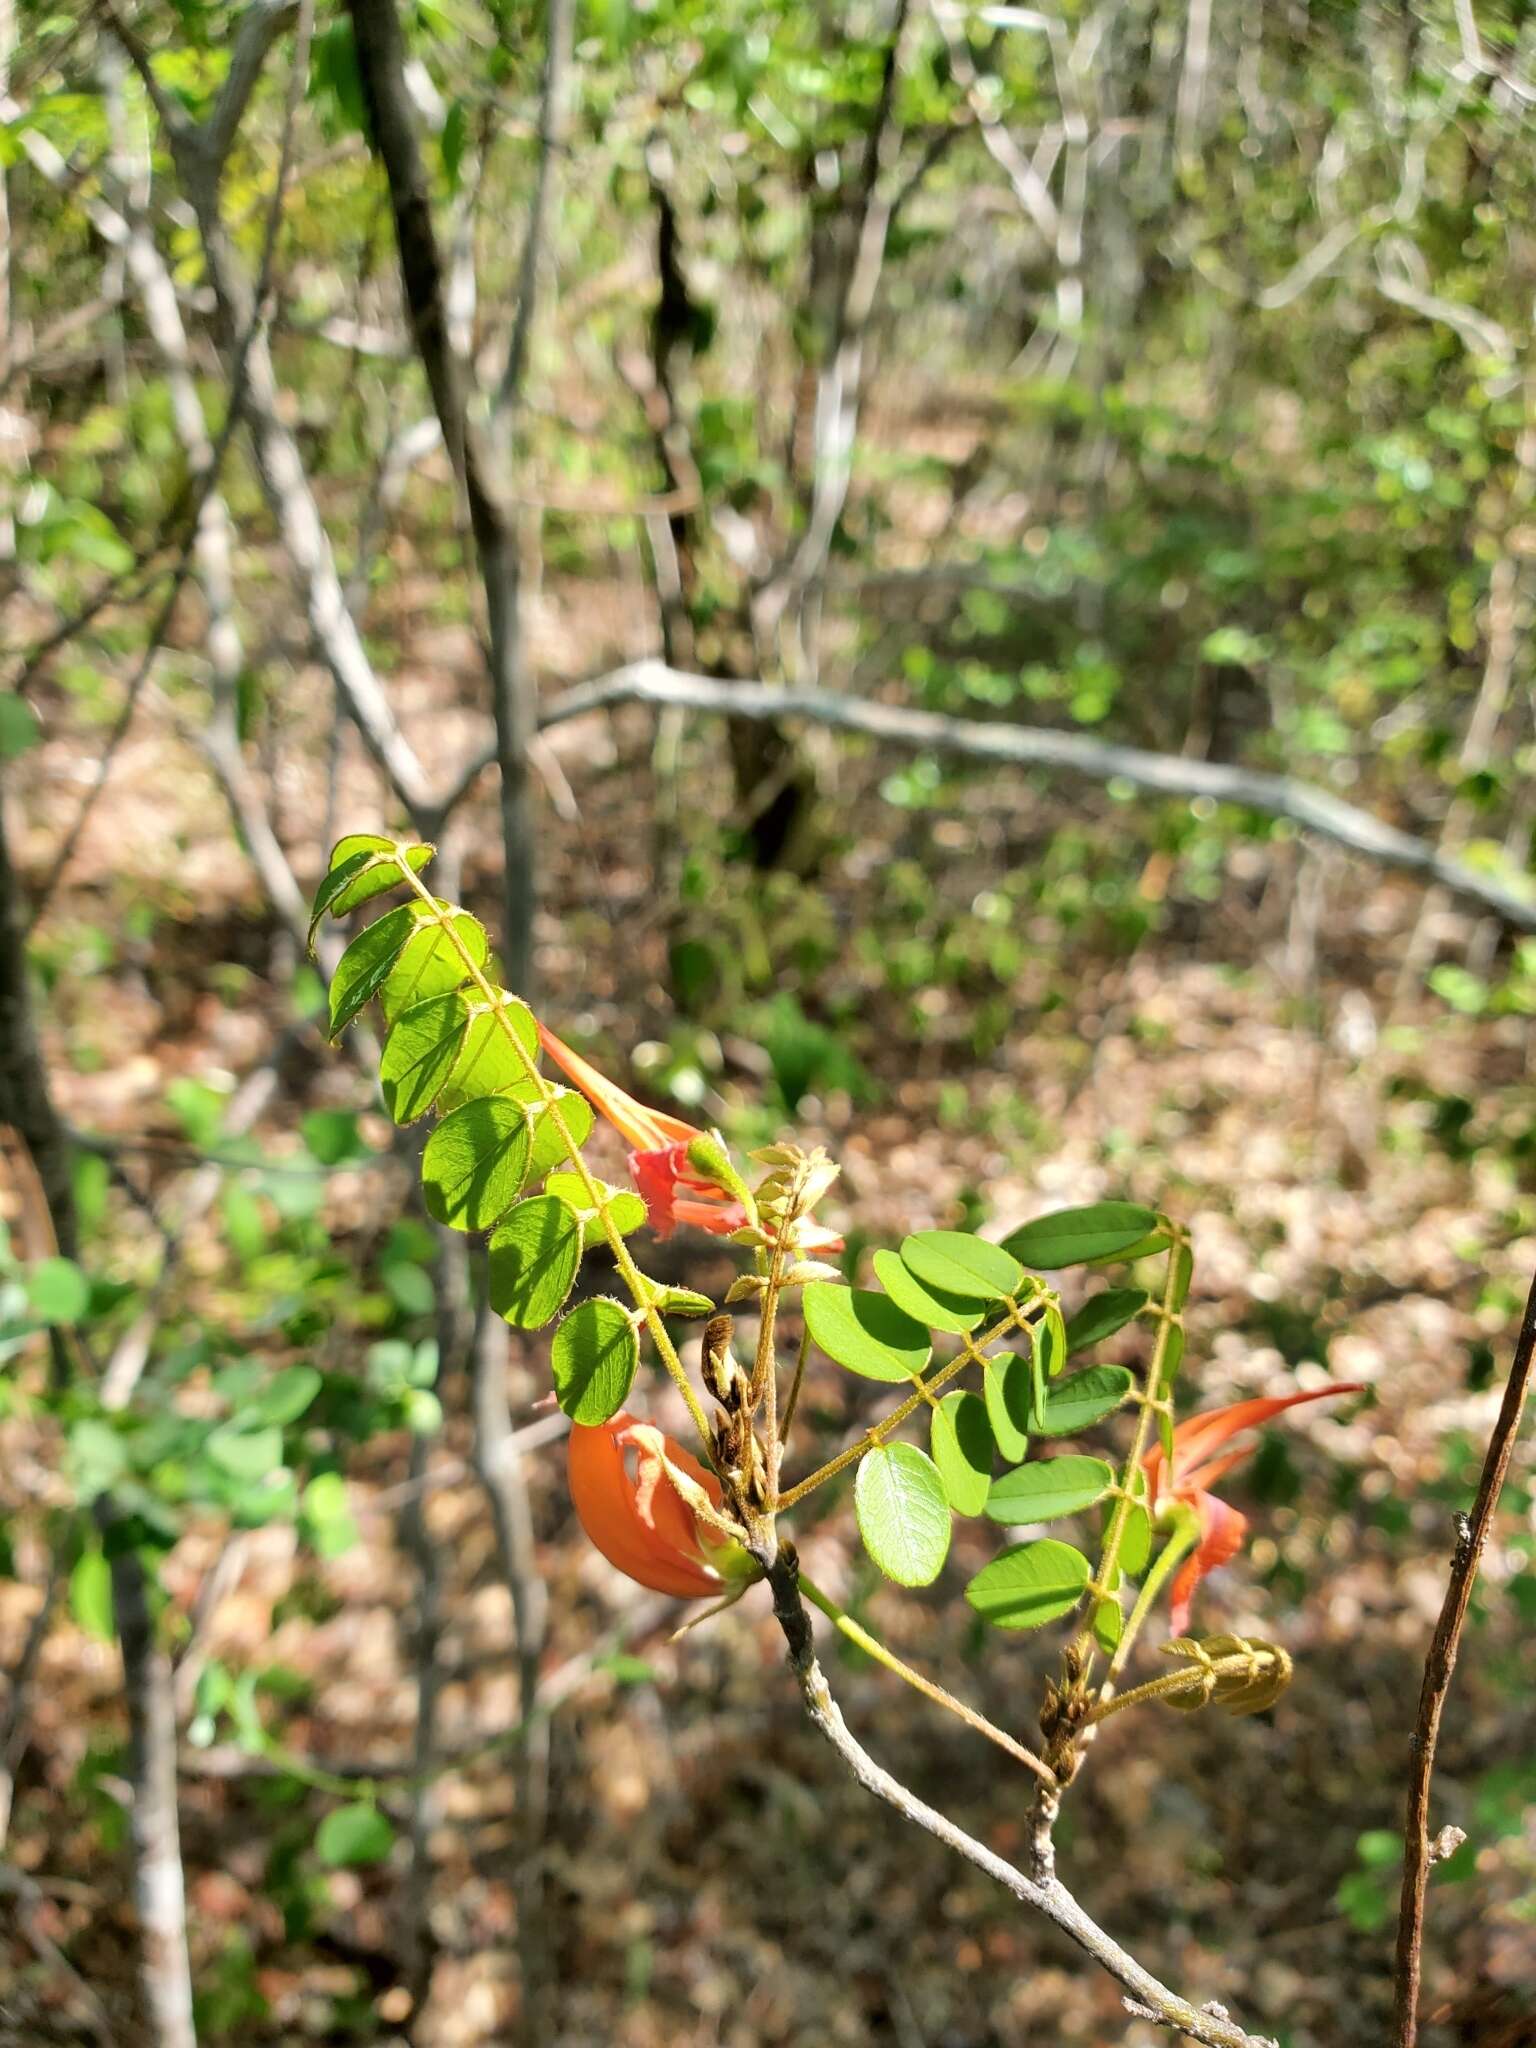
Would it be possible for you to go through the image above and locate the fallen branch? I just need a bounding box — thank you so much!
[446,661,1536,934]
[1392,1260,1536,2047]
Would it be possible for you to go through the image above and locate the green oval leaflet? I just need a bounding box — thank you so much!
[1093,1596,1124,1654]
[899,1230,1024,1303]
[379,907,489,1025]
[984,1353,1031,1463]
[984,1455,1115,1524]
[551,1296,639,1424]
[965,1538,1092,1631]
[999,1203,1161,1270]
[309,834,434,946]
[1033,1364,1136,1437]
[929,1390,993,1515]
[315,1802,396,1869]
[871,1247,984,1334]
[802,1283,931,1383]
[524,1091,595,1186]
[488,1195,583,1329]
[855,1442,952,1586]
[1065,1287,1149,1351]
[380,990,473,1123]
[421,1096,532,1232]
[434,993,541,1113]
[327,903,418,1037]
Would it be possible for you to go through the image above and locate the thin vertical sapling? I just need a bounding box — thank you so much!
[312,833,1366,2048]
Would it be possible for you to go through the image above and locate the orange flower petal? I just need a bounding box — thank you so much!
[1168,1491,1249,1634]
[537,1025,702,1154]
[567,1414,722,1599]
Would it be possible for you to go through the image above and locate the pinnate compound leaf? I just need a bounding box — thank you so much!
[899,1230,1023,1304]
[551,1296,639,1424]
[1033,1363,1135,1437]
[381,991,472,1123]
[984,1353,1031,1463]
[929,1390,993,1515]
[1000,1203,1160,1270]
[421,1097,532,1232]
[315,1802,396,1868]
[309,834,433,946]
[802,1284,930,1383]
[328,903,417,1036]
[871,1247,983,1334]
[1065,1287,1148,1351]
[488,1195,583,1329]
[966,1537,1091,1630]
[855,1443,951,1587]
[985,1455,1115,1524]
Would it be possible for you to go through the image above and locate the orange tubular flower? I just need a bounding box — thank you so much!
[537,1024,747,1239]
[567,1412,735,1598]
[1143,1383,1365,1633]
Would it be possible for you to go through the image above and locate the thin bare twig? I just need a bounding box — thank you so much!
[1392,1261,1536,2048]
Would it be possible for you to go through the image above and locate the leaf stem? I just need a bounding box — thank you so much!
[798,1573,1055,1785]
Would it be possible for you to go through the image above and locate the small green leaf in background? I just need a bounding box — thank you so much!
[301,1108,369,1165]
[1033,1364,1135,1437]
[302,1471,359,1559]
[251,1365,322,1427]
[26,1256,89,1324]
[1065,1287,1148,1350]
[421,1096,532,1232]
[855,1442,951,1586]
[899,1230,1024,1303]
[983,1353,1031,1462]
[67,1417,127,1501]
[206,1424,284,1481]
[69,1549,115,1642]
[488,1195,583,1329]
[315,1802,395,1869]
[966,1538,1091,1630]
[551,1296,639,1424]
[985,1455,1115,1524]
[871,1247,984,1333]
[0,694,40,760]
[1000,1203,1160,1270]
[930,1390,993,1515]
[802,1284,931,1383]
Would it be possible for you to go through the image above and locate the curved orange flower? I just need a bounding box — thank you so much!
[1143,1383,1365,1633]
[567,1411,735,1598]
[537,1025,748,1239]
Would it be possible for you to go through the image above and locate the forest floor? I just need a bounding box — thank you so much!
[2,566,1534,2048]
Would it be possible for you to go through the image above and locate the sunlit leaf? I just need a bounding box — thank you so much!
[488,1195,583,1329]
[966,1538,1091,1630]
[930,1390,992,1515]
[26,1256,89,1324]
[380,991,473,1123]
[551,1296,639,1424]
[984,1455,1114,1524]
[379,907,489,1025]
[1065,1287,1148,1351]
[1093,1595,1123,1654]
[545,1171,647,1246]
[309,833,433,946]
[984,1353,1031,1462]
[434,993,540,1111]
[899,1230,1023,1303]
[315,1802,395,1868]
[1033,1364,1135,1437]
[206,1424,284,1480]
[327,903,418,1036]
[1000,1203,1160,1270]
[421,1096,532,1232]
[524,1091,595,1185]
[855,1442,951,1586]
[871,1246,983,1334]
[251,1365,323,1427]
[802,1283,931,1382]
